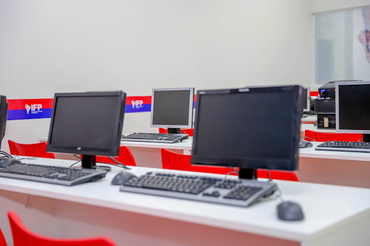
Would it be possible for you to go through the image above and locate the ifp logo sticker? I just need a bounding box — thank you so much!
[6,98,53,120]
[25,104,43,115]
[131,100,143,109]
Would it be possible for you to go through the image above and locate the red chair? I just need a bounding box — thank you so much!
[7,210,116,246]
[161,148,298,181]
[159,128,168,134]
[8,140,55,158]
[161,148,237,175]
[0,228,7,246]
[96,146,136,166]
[256,169,299,181]
[304,129,363,142]
[159,128,194,136]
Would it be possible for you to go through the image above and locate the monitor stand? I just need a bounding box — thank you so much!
[239,168,257,180]
[81,155,96,169]
[363,134,370,143]
[81,154,112,172]
[167,128,181,134]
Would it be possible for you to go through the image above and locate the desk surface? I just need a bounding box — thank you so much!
[1,158,369,245]
[299,141,370,161]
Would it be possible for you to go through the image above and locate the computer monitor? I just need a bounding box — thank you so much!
[302,87,311,114]
[335,81,370,142]
[150,87,194,134]
[0,95,8,149]
[47,91,126,169]
[191,85,303,179]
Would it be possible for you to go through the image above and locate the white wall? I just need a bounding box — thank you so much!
[311,0,370,13]
[1,0,364,153]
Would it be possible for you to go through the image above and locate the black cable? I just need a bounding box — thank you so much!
[69,160,82,168]
[107,157,131,170]
[300,135,316,142]
[0,150,13,159]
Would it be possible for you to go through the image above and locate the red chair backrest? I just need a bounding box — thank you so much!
[161,148,236,175]
[181,128,193,136]
[7,210,116,246]
[96,146,136,166]
[161,148,298,181]
[0,228,7,246]
[159,128,168,134]
[304,129,363,142]
[8,140,55,158]
[159,128,193,136]
[257,170,299,181]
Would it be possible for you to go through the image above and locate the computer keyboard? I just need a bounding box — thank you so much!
[119,171,277,207]
[0,162,107,186]
[315,141,370,153]
[122,132,189,143]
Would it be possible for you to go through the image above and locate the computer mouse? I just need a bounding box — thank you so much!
[0,158,22,168]
[111,171,137,185]
[277,201,304,221]
[299,140,313,148]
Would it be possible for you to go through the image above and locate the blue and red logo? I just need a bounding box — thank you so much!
[7,99,54,121]
[125,96,152,113]
[6,95,197,121]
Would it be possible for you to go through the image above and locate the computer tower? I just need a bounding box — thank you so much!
[317,114,336,129]
[314,98,335,114]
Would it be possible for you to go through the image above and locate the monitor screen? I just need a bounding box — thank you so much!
[191,85,302,179]
[47,91,126,168]
[150,88,194,133]
[0,95,8,149]
[336,81,370,135]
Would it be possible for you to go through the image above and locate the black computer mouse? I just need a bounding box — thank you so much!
[299,141,313,148]
[277,201,304,221]
[0,158,22,168]
[111,172,137,185]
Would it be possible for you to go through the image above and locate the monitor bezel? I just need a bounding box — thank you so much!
[336,81,370,134]
[0,95,8,149]
[150,87,195,129]
[303,87,311,113]
[191,85,302,174]
[46,91,126,157]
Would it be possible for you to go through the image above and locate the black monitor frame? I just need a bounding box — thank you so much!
[191,85,302,180]
[0,95,8,149]
[335,81,370,142]
[46,91,126,169]
[302,87,311,113]
[150,87,194,134]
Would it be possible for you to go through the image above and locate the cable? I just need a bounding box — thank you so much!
[300,135,316,142]
[107,157,131,170]
[0,150,13,158]
[69,160,82,168]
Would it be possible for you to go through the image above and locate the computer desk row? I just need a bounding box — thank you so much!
[0,157,369,246]
[119,139,370,189]
[39,125,370,189]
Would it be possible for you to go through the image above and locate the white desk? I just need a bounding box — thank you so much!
[298,142,370,188]
[0,158,369,246]
[39,134,370,188]
[120,138,193,168]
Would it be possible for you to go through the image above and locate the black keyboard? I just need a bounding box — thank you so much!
[0,163,107,186]
[122,132,189,143]
[119,172,277,207]
[315,141,370,153]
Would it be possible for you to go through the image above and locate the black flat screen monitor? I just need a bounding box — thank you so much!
[191,85,302,179]
[150,88,194,134]
[336,81,370,142]
[302,87,310,113]
[47,91,126,168]
[0,95,8,149]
